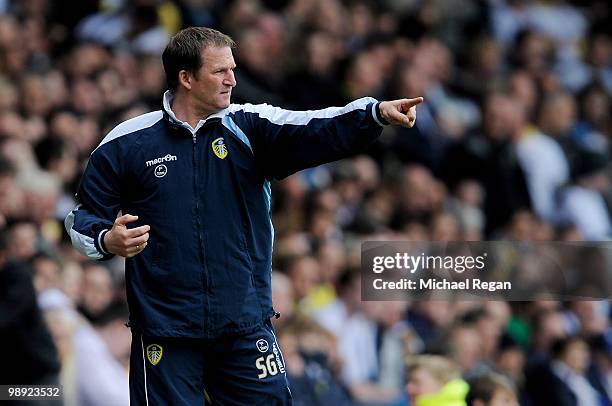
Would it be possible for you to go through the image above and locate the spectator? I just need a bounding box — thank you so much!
[588,332,612,405]
[282,31,343,109]
[545,336,602,406]
[466,373,519,406]
[41,288,130,406]
[406,355,469,406]
[279,316,353,406]
[77,263,116,324]
[0,227,61,401]
[442,93,532,235]
[558,151,612,240]
[30,252,62,294]
[272,270,296,330]
[445,322,488,377]
[494,336,526,394]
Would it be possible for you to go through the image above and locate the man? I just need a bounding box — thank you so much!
[65,27,422,405]
[0,227,62,406]
[466,373,519,406]
[405,355,469,406]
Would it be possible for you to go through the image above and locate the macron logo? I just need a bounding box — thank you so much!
[146,154,177,167]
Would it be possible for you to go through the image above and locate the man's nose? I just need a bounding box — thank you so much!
[224,70,236,87]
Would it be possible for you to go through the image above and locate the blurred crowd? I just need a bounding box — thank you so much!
[0,0,612,405]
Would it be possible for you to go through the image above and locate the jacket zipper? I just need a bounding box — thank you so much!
[192,132,209,334]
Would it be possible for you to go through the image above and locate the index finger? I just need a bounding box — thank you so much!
[126,224,151,237]
[401,97,424,109]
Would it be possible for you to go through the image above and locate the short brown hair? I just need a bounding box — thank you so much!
[466,373,517,405]
[162,27,235,91]
[406,355,461,385]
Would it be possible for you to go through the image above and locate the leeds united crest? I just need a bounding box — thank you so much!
[212,137,228,159]
[146,344,163,366]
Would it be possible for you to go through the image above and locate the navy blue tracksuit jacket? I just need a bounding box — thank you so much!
[65,91,386,339]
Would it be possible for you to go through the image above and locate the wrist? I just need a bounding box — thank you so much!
[99,229,111,255]
[373,102,389,126]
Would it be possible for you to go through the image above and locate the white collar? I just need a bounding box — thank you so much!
[162,90,228,135]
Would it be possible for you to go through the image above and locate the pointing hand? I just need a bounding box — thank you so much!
[379,97,424,128]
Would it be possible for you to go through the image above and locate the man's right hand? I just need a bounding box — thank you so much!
[103,214,150,258]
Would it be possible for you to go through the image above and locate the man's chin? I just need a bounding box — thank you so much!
[219,96,231,108]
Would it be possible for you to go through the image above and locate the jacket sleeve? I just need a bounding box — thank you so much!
[64,143,123,260]
[233,97,387,179]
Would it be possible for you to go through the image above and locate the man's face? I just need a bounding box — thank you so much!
[190,46,236,114]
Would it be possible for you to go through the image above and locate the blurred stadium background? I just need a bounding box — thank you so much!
[1,0,612,405]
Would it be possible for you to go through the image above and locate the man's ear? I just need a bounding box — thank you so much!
[472,400,485,406]
[178,70,192,90]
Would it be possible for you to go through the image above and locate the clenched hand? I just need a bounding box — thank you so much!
[103,214,150,258]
